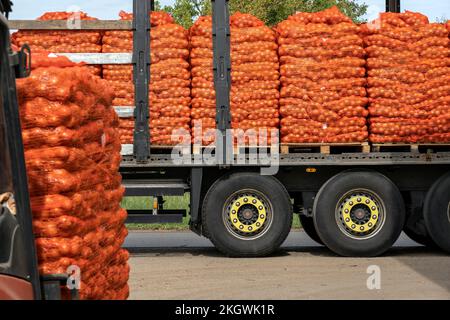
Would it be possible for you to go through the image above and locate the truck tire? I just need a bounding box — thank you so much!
[423,172,450,253]
[202,172,292,257]
[313,171,405,257]
[299,214,323,245]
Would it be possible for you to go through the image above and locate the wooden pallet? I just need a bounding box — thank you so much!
[280,142,370,155]
[372,143,450,153]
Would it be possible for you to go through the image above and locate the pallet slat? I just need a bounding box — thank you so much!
[56,53,133,65]
[114,106,135,118]
[9,20,132,30]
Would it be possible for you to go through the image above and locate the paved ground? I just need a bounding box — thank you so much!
[125,231,450,300]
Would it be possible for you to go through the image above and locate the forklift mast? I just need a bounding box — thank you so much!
[0,2,41,299]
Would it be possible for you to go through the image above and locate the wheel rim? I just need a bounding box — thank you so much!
[222,189,273,241]
[335,189,386,240]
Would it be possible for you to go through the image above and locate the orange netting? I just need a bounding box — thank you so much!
[16,52,129,300]
[103,11,191,146]
[190,13,280,145]
[364,11,450,143]
[12,11,102,76]
[276,6,368,143]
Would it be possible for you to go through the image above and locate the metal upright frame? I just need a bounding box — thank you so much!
[212,0,232,164]
[386,0,401,13]
[132,0,151,162]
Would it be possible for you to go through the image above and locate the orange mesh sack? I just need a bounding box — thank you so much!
[17,52,129,300]
[103,11,191,146]
[365,11,450,143]
[276,6,369,143]
[13,11,102,53]
[190,13,280,145]
[12,11,102,77]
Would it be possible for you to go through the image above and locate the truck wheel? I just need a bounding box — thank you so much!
[313,171,405,257]
[299,214,323,245]
[202,172,292,257]
[423,172,450,253]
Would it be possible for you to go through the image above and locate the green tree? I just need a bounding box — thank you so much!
[161,0,210,29]
[228,0,368,25]
[160,0,368,28]
[435,16,448,23]
[153,0,162,11]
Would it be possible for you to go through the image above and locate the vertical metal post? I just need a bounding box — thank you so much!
[386,0,401,13]
[189,168,203,234]
[133,0,151,162]
[212,0,232,165]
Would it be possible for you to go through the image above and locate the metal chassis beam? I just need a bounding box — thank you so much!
[119,152,450,168]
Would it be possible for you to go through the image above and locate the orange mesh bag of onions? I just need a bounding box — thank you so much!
[103,11,191,146]
[364,11,450,143]
[190,13,280,146]
[12,11,102,77]
[276,6,369,144]
[16,52,129,300]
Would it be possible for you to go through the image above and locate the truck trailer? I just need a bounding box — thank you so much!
[1,0,450,299]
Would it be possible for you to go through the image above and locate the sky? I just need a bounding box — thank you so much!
[9,0,450,22]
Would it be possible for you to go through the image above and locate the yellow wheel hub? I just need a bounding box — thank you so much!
[341,195,379,234]
[229,196,267,233]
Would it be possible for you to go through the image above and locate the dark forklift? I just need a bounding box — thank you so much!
[0,0,78,300]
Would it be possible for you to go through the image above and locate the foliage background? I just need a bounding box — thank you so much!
[154,0,368,28]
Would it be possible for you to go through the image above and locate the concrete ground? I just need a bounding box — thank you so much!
[125,231,450,300]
